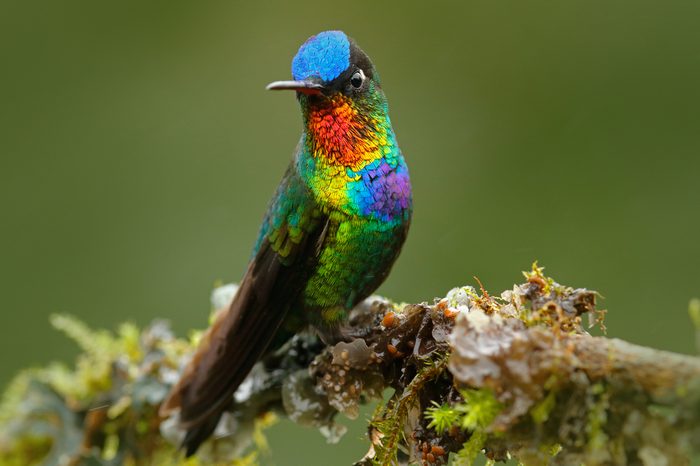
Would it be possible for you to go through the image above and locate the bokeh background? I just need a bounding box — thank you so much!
[2,1,699,464]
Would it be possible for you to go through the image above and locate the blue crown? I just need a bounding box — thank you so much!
[292,31,350,82]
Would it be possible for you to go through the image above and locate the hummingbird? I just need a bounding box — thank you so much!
[159,30,412,456]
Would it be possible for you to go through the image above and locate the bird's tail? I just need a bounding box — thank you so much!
[182,414,222,458]
[159,240,302,457]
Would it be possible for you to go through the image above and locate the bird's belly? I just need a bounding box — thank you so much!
[301,215,407,326]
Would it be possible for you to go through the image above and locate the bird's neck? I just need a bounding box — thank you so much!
[296,93,411,222]
[300,93,396,172]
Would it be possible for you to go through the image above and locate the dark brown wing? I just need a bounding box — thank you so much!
[159,166,327,456]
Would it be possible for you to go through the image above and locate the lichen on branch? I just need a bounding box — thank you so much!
[1,264,699,466]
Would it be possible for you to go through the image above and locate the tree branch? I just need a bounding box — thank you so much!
[2,264,698,465]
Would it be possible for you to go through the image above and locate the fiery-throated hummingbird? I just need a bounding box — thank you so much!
[160,30,412,456]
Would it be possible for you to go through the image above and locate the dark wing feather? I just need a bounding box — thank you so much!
[159,165,326,456]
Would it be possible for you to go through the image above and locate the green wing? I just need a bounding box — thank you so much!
[160,164,327,456]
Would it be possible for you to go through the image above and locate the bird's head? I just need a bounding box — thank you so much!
[267,31,393,168]
[267,30,382,102]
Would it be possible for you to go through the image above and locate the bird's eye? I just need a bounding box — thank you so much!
[350,70,364,89]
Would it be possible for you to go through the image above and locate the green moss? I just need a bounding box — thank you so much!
[531,390,557,425]
[0,435,52,466]
[371,354,450,465]
[0,315,268,466]
[452,430,487,466]
[586,383,609,454]
[456,389,501,431]
[424,388,502,466]
[531,376,559,425]
[425,402,461,435]
[46,314,123,401]
[522,261,554,295]
[0,370,33,424]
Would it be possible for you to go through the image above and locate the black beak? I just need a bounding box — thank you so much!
[266,79,325,94]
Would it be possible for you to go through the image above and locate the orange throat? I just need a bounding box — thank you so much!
[306,96,384,170]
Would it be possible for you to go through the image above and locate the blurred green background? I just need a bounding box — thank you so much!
[1,0,699,464]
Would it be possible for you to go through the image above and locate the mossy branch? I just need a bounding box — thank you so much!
[2,264,699,465]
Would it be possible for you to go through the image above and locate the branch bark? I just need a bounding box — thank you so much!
[1,266,698,466]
